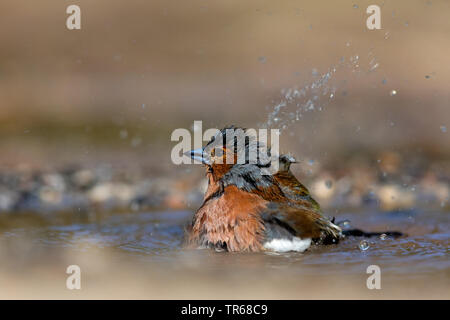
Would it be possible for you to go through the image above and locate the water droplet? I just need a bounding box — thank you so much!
[369,63,379,71]
[258,56,266,63]
[425,75,430,79]
[353,4,359,9]
[131,137,142,147]
[341,221,351,230]
[380,233,387,240]
[390,89,397,96]
[381,79,387,84]
[440,125,447,133]
[308,159,315,166]
[359,240,370,251]
[119,129,128,139]
[325,180,333,189]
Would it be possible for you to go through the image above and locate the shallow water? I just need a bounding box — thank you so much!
[0,209,448,299]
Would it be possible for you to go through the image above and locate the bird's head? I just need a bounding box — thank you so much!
[187,126,272,182]
[278,154,298,172]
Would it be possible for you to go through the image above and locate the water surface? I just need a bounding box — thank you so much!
[0,209,448,299]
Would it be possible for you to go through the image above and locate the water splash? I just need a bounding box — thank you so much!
[264,65,338,132]
[262,49,381,133]
[263,54,364,132]
[368,51,380,72]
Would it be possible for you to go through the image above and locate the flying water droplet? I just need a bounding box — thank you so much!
[380,233,387,240]
[131,137,142,147]
[390,89,397,96]
[325,180,333,189]
[369,63,379,71]
[119,129,128,139]
[440,125,447,133]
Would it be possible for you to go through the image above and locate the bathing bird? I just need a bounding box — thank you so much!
[186,127,342,252]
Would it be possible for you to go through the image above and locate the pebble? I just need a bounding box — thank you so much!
[0,160,448,213]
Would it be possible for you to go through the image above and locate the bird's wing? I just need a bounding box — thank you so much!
[260,202,341,244]
[273,172,322,212]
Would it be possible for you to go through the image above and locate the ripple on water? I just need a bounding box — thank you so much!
[0,210,448,275]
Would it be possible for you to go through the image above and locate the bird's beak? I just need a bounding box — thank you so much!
[286,155,297,163]
[184,148,210,165]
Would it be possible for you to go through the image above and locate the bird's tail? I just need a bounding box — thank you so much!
[335,219,404,238]
[317,217,342,244]
[342,229,403,238]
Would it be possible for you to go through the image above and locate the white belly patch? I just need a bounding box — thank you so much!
[263,237,311,253]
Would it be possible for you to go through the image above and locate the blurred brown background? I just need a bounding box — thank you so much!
[0,0,449,169]
[0,1,449,300]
